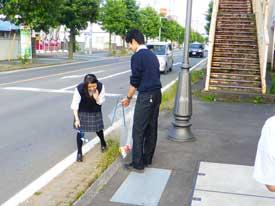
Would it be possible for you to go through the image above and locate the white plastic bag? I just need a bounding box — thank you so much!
[108,98,134,158]
[119,106,133,158]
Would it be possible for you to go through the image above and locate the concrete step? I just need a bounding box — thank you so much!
[211,66,260,75]
[219,10,253,14]
[216,27,256,32]
[213,52,258,59]
[214,47,258,54]
[212,61,259,68]
[214,42,258,49]
[213,57,259,64]
[216,23,255,29]
[220,0,251,3]
[217,20,255,25]
[209,85,262,93]
[215,39,257,44]
[219,5,252,9]
[220,2,251,6]
[210,73,261,81]
[215,31,256,36]
[215,35,257,41]
[210,79,261,87]
[218,13,254,18]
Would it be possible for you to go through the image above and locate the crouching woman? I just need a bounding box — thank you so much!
[71,74,107,162]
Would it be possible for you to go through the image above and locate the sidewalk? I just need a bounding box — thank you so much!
[0,51,111,72]
[76,99,275,206]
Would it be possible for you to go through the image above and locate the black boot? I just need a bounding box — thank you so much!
[96,130,107,152]
[76,132,84,162]
[101,140,107,152]
[76,153,83,162]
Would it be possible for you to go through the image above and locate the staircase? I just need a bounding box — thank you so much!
[208,0,262,93]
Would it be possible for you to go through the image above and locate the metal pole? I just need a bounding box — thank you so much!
[168,0,195,142]
[159,17,162,41]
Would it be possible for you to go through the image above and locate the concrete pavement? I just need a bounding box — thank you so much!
[0,50,203,205]
[77,97,275,205]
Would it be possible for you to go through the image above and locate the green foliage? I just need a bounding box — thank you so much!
[34,192,42,196]
[124,0,140,33]
[160,69,206,111]
[269,69,275,94]
[161,19,184,42]
[201,93,217,102]
[160,82,177,111]
[1,0,62,31]
[253,96,264,104]
[139,7,160,41]
[191,31,205,43]
[270,80,275,94]
[205,0,213,35]
[18,54,31,64]
[96,139,120,172]
[100,0,128,37]
[59,0,100,31]
[191,70,205,84]
[59,0,100,59]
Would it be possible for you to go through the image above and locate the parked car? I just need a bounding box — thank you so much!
[147,42,174,74]
[189,43,205,58]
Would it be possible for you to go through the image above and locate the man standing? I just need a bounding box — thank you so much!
[254,115,275,192]
[122,29,162,173]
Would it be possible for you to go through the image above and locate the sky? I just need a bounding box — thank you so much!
[137,0,212,35]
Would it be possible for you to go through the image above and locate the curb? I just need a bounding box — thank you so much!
[73,158,122,206]
[71,58,208,206]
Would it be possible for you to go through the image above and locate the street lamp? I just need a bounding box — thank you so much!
[168,0,195,142]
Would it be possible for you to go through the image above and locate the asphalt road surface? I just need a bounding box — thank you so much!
[0,50,205,204]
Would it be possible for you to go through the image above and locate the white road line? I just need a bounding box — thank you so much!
[0,61,129,87]
[60,70,131,91]
[60,70,105,79]
[3,87,73,94]
[2,58,207,206]
[2,87,123,97]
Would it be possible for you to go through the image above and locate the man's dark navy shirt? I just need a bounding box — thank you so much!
[130,47,162,93]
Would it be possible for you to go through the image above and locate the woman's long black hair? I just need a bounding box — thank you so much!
[83,74,98,98]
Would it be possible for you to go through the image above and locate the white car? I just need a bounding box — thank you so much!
[147,42,174,74]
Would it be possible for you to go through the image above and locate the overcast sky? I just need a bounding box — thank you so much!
[137,0,212,35]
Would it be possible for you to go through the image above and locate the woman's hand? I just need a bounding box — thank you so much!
[93,89,99,100]
[74,119,81,129]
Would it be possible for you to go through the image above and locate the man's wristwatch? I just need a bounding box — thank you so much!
[127,96,132,101]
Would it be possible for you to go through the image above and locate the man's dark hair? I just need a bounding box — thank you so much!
[126,29,145,45]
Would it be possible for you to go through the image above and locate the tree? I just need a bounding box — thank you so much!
[100,0,140,49]
[161,19,183,42]
[205,0,213,35]
[123,0,140,46]
[100,0,127,51]
[190,31,205,43]
[59,0,100,59]
[0,0,62,31]
[139,7,160,42]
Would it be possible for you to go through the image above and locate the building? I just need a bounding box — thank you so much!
[0,20,20,61]
[76,23,124,53]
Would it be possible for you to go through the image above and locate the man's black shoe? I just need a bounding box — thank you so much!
[124,163,144,173]
[144,163,152,168]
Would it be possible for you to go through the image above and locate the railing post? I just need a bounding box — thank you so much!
[205,0,219,91]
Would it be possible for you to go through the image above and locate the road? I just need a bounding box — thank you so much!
[0,50,204,204]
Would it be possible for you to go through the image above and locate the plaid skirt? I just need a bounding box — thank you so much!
[76,111,104,132]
